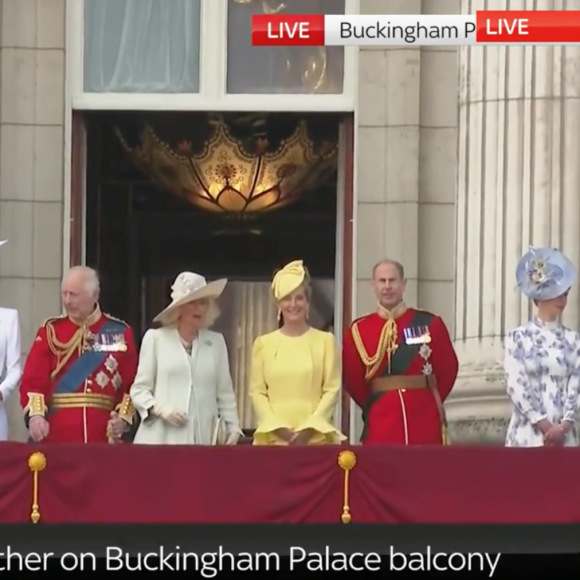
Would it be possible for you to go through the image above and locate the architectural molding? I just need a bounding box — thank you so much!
[448,418,509,445]
[445,360,510,423]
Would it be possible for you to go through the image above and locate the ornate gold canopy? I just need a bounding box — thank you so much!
[117,120,337,214]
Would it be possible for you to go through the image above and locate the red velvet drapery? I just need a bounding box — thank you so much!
[1,443,577,523]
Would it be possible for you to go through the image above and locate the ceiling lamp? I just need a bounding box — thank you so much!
[117,120,337,214]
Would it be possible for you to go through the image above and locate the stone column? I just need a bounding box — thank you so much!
[0,0,66,440]
[449,0,580,442]
[353,0,424,440]
[417,0,459,332]
[352,0,461,441]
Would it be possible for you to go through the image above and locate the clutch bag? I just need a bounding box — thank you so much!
[211,416,228,445]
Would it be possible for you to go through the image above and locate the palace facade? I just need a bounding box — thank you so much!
[1,0,576,443]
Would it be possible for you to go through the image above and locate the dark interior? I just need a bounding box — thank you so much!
[84,111,341,340]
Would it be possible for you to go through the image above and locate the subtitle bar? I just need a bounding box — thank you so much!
[252,11,580,47]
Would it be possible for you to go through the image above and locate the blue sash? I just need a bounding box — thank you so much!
[51,319,127,396]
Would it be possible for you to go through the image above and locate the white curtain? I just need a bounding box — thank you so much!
[213,282,277,429]
[84,0,201,93]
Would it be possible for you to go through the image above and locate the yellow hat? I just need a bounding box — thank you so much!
[272,260,307,300]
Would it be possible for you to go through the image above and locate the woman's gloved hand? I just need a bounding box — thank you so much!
[152,402,188,427]
[225,431,241,445]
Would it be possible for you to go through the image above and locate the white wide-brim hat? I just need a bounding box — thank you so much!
[153,271,227,324]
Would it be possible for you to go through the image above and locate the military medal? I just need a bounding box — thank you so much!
[404,326,432,345]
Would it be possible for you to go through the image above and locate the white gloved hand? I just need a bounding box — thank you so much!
[152,402,188,427]
[225,431,241,445]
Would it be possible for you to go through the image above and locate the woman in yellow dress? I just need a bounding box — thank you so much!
[250,260,346,446]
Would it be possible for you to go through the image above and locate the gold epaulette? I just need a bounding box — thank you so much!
[348,313,373,328]
[42,315,65,328]
[351,317,399,381]
[45,317,85,378]
[412,307,436,317]
[103,313,129,327]
[351,320,380,374]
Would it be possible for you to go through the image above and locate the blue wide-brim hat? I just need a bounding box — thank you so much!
[516,247,576,301]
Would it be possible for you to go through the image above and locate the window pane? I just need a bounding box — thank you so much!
[84,0,201,93]
[227,0,345,95]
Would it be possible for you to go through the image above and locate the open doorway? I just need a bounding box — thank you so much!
[80,111,350,434]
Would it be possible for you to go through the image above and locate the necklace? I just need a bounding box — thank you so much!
[179,336,193,354]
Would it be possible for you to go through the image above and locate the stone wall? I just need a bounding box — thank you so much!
[354,0,465,440]
[0,0,66,440]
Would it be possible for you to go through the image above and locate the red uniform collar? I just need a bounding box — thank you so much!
[69,304,102,327]
[377,301,408,320]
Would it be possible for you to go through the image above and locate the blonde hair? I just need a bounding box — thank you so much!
[160,298,221,328]
[278,280,312,302]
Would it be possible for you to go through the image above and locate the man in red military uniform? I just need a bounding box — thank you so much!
[20,266,139,444]
[343,259,459,445]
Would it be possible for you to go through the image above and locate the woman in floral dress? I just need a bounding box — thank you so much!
[504,247,580,447]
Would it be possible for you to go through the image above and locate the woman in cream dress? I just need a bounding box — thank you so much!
[130,272,243,445]
[250,260,345,446]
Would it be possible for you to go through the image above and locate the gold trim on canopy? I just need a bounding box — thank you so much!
[117,120,337,214]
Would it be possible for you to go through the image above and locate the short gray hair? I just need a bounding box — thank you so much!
[372,259,405,280]
[63,266,100,295]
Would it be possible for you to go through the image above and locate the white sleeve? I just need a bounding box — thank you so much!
[0,310,22,399]
[504,328,547,425]
[129,329,157,419]
[215,334,243,435]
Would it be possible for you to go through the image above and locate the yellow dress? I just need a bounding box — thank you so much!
[250,328,346,445]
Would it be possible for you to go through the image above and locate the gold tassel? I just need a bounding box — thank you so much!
[28,452,46,523]
[337,450,357,523]
[442,425,451,445]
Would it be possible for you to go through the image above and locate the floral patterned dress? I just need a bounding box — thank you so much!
[504,318,580,447]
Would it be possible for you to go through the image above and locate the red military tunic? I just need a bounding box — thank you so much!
[343,303,458,445]
[20,306,139,444]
